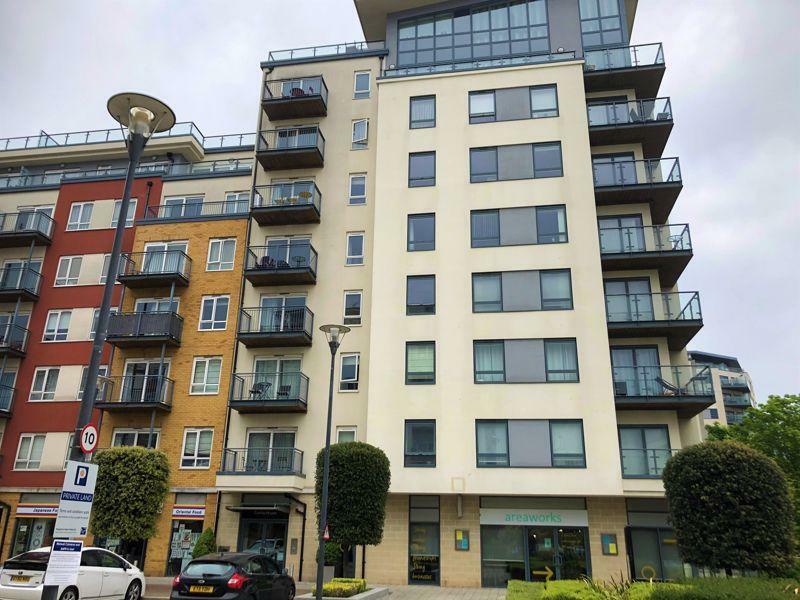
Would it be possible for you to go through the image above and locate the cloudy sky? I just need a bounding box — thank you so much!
[1,1,797,396]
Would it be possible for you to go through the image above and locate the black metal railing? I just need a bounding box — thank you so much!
[612,365,712,397]
[144,199,250,220]
[231,372,309,407]
[0,323,29,353]
[0,266,42,296]
[257,127,325,155]
[220,447,303,475]
[98,374,174,407]
[605,291,701,323]
[599,223,690,255]
[588,97,672,127]
[620,448,677,478]
[0,384,15,413]
[246,244,318,274]
[252,183,322,211]
[239,306,314,337]
[0,211,55,237]
[264,76,328,103]
[267,41,385,63]
[106,312,183,341]
[584,43,664,72]
[593,157,681,188]
[120,251,192,279]
[384,50,576,78]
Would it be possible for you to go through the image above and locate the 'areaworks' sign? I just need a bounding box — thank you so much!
[479,508,589,527]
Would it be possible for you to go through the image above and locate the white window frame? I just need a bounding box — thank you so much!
[336,427,358,443]
[55,256,82,286]
[351,119,369,149]
[199,295,230,331]
[63,433,75,469]
[343,290,363,326]
[77,365,108,400]
[30,367,60,401]
[14,434,45,470]
[346,232,365,266]
[348,174,367,205]
[339,352,360,392]
[99,254,124,285]
[181,428,214,469]
[43,309,71,342]
[353,71,371,98]
[66,202,93,231]
[190,357,223,395]
[206,238,237,271]
[112,428,160,448]
[110,198,137,228]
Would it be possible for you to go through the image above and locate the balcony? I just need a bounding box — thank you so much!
[245,243,318,286]
[264,40,387,66]
[593,158,683,223]
[238,306,313,347]
[263,76,328,120]
[723,393,753,407]
[620,448,677,478]
[219,447,303,476]
[118,251,191,288]
[0,324,29,357]
[599,224,692,287]
[0,266,42,302]
[230,372,309,413]
[105,312,183,348]
[251,183,322,225]
[606,291,703,350]
[143,198,250,222]
[0,212,55,247]
[587,98,673,157]
[256,127,325,170]
[94,375,173,412]
[720,376,750,392]
[584,43,666,98]
[0,384,15,418]
[612,365,714,417]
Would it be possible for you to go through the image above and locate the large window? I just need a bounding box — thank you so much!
[43,310,71,341]
[199,296,229,330]
[474,339,578,382]
[207,239,236,271]
[470,142,562,182]
[397,0,549,68]
[406,275,435,315]
[340,353,360,391]
[14,434,45,470]
[408,214,435,251]
[55,256,82,286]
[472,269,572,312]
[471,206,567,247]
[468,85,557,123]
[112,429,160,448]
[190,357,222,394]
[181,429,213,468]
[405,420,436,466]
[579,0,624,47]
[67,202,93,231]
[619,426,671,478]
[409,152,436,187]
[406,341,435,384]
[78,365,108,399]
[111,199,137,228]
[410,96,436,129]
[408,496,440,585]
[476,420,585,467]
[30,367,59,401]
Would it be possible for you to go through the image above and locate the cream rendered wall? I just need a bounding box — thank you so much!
[368,61,623,497]
[27,364,84,403]
[74,253,107,286]
[40,306,94,342]
[160,174,252,203]
[0,190,59,212]
[37,431,70,471]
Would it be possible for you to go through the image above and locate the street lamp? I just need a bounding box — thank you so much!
[69,93,175,462]
[316,324,350,599]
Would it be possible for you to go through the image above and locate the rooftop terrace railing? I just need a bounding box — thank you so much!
[384,50,576,78]
[266,41,386,64]
[584,43,664,72]
[0,211,55,237]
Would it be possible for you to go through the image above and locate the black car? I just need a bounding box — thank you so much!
[171,553,295,600]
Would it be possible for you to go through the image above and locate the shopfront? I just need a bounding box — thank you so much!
[11,494,59,556]
[166,494,208,576]
[408,495,440,585]
[234,495,290,568]
[625,498,684,580]
[479,497,591,588]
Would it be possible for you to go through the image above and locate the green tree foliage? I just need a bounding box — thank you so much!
[192,528,217,559]
[90,447,170,540]
[663,440,795,574]
[315,442,391,548]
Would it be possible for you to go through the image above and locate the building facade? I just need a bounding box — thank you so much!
[689,351,757,427]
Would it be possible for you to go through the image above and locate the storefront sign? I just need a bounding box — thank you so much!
[16,504,59,517]
[479,508,589,527]
[44,540,83,586]
[53,461,98,538]
[172,505,206,519]
[454,529,469,551]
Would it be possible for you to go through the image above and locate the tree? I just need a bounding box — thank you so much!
[91,447,170,540]
[663,440,795,575]
[192,528,217,558]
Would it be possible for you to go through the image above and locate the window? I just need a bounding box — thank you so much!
[405,420,436,466]
[207,239,236,271]
[407,214,435,251]
[704,408,719,420]
[470,85,557,123]
[531,85,558,118]
[346,233,364,266]
[408,152,435,187]
[533,143,563,177]
[540,270,573,309]
[474,338,578,383]
[406,275,435,315]
[113,429,159,448]
[408,495,440,584]
[474,341,505,382]
[353,71,371,98]
[579,0,623,47]
[472,269,572,312]
[469,147,497,182]
[181,429,213,468]
[43,310,71,341]
[199,296,229,330]
[99,254,124,285]
[472,274,502,312]
[340,353,360,391]
[336,427,357,443]
[470,142,562,182]
[351,119,369,149]
[545,339,579,381]
[164,195,204,218]
[476,420,585,468]
[77,365,108,400]
[343,291,362,326]
[619,426,671,478]
[224,191,250,214]
[67,202,93,230]
[406,342,435,384]
[470,210,500,247]
[90,308,117,340]
[55,256,82,286]
[349,174,367,205]
[63,433,74,469]
[537,206,568,243]
[14,434,45,470]
[190,357,222,394]
[470,206,567,247]
[30,367,59,401]
[110,199,137,228]
[410,96,436,128]
[469,91,496,123]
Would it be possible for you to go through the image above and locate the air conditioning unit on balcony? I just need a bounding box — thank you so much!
[614,381,628,396]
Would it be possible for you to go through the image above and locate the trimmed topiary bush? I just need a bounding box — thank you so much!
[192,528,216,559]
[663,441,796,575]
[91,447,170,540]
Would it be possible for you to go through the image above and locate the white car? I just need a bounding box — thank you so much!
[0,546,145,600]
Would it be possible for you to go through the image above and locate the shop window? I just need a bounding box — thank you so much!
[408,495,440,584]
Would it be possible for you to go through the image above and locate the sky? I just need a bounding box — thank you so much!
[0,0,798,397]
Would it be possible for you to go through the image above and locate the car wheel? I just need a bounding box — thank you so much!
[59,587,79,600]
[125,580,142,600]
[288,584,296,600]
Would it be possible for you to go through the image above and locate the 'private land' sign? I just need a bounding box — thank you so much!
[53,461,98,538]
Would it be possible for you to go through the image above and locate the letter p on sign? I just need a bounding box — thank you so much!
[80,424,98,454]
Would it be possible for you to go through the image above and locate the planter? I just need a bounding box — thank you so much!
[298,588,389,600]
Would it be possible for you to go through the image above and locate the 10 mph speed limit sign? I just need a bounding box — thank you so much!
[80,425,98,454]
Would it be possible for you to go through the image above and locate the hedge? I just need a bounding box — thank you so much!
[311,577,367,598]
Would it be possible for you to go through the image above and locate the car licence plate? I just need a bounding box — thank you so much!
[10,575,31,583]
[189,585,214,594]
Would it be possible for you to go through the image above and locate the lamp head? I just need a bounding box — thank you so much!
[319,324,351,347]
[107,92,176,139]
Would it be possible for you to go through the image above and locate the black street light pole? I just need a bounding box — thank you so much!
[316,324,349,600]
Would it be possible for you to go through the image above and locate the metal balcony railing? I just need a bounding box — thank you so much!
[593,157,681,188]
[264,76,328,103]
[257,127,325,155]
[231,372,309,407]
[612,365,712,397]
[238,307,314,337]
[588,98,672,127]
[120,251,192,279]
[720,376,749,390]
[246,244,318,274]
[0,384,15,413]
[0,266,42,296]
[383,50,576,78]
[599,224,691,255]
[98,375,174,407]
[220,447,303,475]
[0,323,29,354]
[605,291,701,323]
[144,199,249,220]
[106,312,183,342]
[202,134,256,150]
[723,393,752,406]
[162,158,253,178]
[0,211,55,238]
[267,41,385,63]
[252,183,322,211]
[584,43,664,72]
[620,448,677,478]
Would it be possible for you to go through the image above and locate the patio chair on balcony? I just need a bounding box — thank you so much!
[276,385,291,400]
[655,370,708,396]
[249,381,271,402]
[258,256,277,270]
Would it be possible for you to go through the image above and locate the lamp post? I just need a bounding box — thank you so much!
[316,324,350,599]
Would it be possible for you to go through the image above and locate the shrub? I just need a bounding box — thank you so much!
[91,447,170,540]
[663,441,796,575]
[331,578,367,593]
[192,528,216,559]
[311,580,364,597]
[324,542,342,566]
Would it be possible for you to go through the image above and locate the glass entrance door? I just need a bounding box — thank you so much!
[557,528,589,580]
[527,528,556,582]
[239,518,289,567]
[526,527,588,581]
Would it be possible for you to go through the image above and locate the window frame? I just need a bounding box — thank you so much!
[408,152,436,187]
[348,174,367,205]
[55,256,82,287]
[206,238,237,272]
[469,205,569,248]
[345,232,365,266]
[77,365,108,400]
[29,367,60,401]
[353,71,371,99]
[190,357,223,395]
[475,419,586,469]
[112,428,160,448]
[339,352,360,392]
[469,90,497,123]
[469,147,498,182]
[406,275,436,316]
[618,424,672,479]
[43,309,71,342]
[530,84,559,118]
[336,427,358,443]
[110,198,137,228]
[405,341,436,385]
[469,142,563,183]
[343,290,363,326]
[14,433,46,471]
[66,202,93,231]
[99,254,124,285]
[180,428,214,469]
[404,419,437,467]
[198,295,230,331]
[544,338,580,382]
[407,213,435,252]
[409,95,436,129]
[351,119,369,149]
[472,340,506,383]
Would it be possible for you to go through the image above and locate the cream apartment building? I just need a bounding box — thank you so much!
[689,350,757,427]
